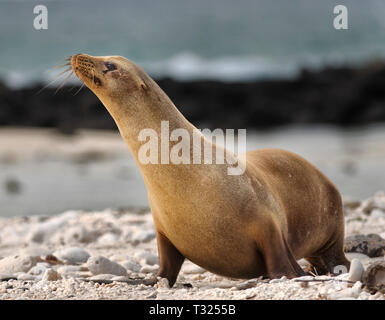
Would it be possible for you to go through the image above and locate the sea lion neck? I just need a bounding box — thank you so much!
[99,77,208,187]
[103,79,197,155]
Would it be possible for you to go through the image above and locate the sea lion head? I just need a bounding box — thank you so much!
[71,53,149,104]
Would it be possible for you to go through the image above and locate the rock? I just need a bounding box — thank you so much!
[89,274,116,281]
[28,263,49,276]
[269,276,287,284]
[134,251,158,266]
[344,234,385,257]
[132,230,156,244]
[97,233,120,245]
[0,255,37,274]
[155,278,170,289]
[297,258,310,268]
[18,246,52,258]
[26,211,78,243]
[351,281,362,297]
[328,288,357,300]
[348,259,365,282]
[371,209,385,219]
[120,259,141,273]
[87,256,127,276]
[362,260,385,288]
[0,273,15,281]
[17,273,36,281]
[145,292,157,299]
[57,265,88,274]
[53,247,90,264]
[111,275,132,282]
[121,229,133,242]
[140,265,159,274]
[360,194,385,214]
[182,264,206,274]
[64,226,96,244]
[42,269,61,281]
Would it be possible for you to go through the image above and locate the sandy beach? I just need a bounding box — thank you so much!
[0,192,384,300]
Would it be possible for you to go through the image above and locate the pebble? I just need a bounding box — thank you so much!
[132,230,156,244]
[328,288,356,300]
[348,259,365,282]
[140,264,159,274]
[17,273,36,281]
[29,263,49,277]
[57,265,88,274]
[145,291,157,299]
[121,229,133,242]
[182,264,206,274]
[18,247,52,258]
[0,273,15,280]
[97,233,120,245]
[120,259,142,273]
[53,247,90,264]
[0,255,37,274]
[359,194,385,214]
[89,274,116,281]
[269,276,287,284]
[42,269,61,281]
[362,260,385,287]
[371,209,385,219]
[155,278,170,289]
[134,251,158,266]
[26,211,78,243]
[111,276,132,282]
[64,226,96,244]
[344,234,385,257]
[351,281,362,297]
[87,256,127,276]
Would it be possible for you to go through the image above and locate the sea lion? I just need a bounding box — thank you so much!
[71,53,350,287]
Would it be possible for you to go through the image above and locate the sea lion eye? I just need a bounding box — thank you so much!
[103,62,117,74]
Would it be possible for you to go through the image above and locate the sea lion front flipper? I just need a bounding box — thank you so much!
[155,230,185,287]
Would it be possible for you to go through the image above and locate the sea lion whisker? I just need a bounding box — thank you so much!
[73,82,85,96]
[54,71,74,94]
[35,69,72,95]
[50,63,71,71]
[54,67,72,77]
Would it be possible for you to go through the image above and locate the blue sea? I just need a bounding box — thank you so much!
[0,0,385,87]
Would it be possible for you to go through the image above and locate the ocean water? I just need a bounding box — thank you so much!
[0,0,385,87]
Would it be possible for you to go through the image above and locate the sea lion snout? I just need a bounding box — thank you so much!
[71,54,102,87]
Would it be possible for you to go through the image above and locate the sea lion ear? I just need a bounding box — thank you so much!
[140,81,148,91]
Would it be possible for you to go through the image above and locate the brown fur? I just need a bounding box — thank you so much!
[71,54,350,287]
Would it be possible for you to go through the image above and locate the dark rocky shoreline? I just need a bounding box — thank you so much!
[1,62,385,133]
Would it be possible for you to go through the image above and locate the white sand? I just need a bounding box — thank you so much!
[0,193,384,300]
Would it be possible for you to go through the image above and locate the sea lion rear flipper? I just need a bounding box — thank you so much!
[259,224,306,279]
